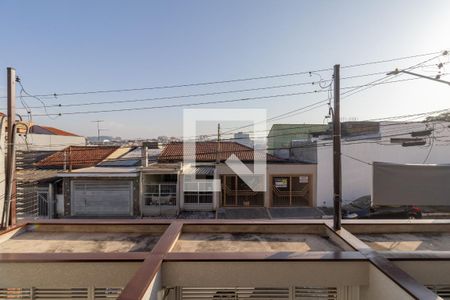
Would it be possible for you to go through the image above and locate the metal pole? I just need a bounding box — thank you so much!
[333,64,342,230]
[216,123,221,165]
[387,69,450,86]
[4,67,17,227]
[92,120,104,144]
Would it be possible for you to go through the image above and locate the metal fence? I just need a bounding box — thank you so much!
[15,151,50,221]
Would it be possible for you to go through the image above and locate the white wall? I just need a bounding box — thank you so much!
[16,133,86,151]
[317,122,450,207]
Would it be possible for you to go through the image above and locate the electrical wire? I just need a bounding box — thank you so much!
[3,49,446,100]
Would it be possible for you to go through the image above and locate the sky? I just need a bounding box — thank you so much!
[0,0,449,139]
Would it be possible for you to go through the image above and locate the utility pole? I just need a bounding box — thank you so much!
[333,64,342,230]
[92,120,105,144]
[216,123,221,165]
[2,67,17,227]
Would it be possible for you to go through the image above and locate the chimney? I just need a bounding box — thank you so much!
[141,142,153,167]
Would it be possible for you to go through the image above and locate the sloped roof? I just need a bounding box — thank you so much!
[158,141,281,163]
[30,125,80,137]
[17,169,59,183]
[35,146,120,168]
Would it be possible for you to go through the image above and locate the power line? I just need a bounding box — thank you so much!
[28,74,447,118]
[221,54,448,136]
[3,49,446,100]
[8,61,448,113]
[31,89,330,117]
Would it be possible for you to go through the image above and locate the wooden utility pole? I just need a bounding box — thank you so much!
[216,123,221,165]
[4,67,17,227]
[333,64,342,230]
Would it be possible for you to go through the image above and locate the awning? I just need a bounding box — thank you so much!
[184,166,215,176]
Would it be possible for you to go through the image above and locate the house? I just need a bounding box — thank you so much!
[151,141,318,215]
[59,166,140,217]
[16,123,87,151]
[53,141,317,218]
[35,145,123,169]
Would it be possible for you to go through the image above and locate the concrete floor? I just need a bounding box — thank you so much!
[357,233,450,251]
[171,233,342,252]
[0,231,160,253]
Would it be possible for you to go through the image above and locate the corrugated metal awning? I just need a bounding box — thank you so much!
[184,166,215,176]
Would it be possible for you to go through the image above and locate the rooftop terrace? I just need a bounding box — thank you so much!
[1,219,450,300]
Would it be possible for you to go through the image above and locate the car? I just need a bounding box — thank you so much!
[342,196,422,219]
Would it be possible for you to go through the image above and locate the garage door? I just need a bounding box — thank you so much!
[72,181,133,216]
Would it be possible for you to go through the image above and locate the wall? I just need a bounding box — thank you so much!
[16,133,86,151]
[0,261,141,287]
[393,261,450,286]
[317,122,450,206]
[162,261,368,287]
[142,271,163,300]
[359,264,415,300]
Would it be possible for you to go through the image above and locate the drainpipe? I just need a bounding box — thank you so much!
[47,182,54,219]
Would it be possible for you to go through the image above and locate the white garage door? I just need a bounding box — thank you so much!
[72,181,133,216]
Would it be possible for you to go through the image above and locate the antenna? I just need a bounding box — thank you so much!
[92,120,106,143]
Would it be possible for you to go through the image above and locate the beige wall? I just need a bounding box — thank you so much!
[162,261,368,287]
[359,264,415,300]
[142,271,163,300]
[215,163,317,207]
[16,133,86,151]
[0,262,141,288]
[394,261,450,286]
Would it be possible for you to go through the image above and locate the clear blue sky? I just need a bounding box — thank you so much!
[0,0,449,139]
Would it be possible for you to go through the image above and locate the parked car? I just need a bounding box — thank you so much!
[343,196,422,219]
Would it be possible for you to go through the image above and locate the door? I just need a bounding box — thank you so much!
[72,180,133,216]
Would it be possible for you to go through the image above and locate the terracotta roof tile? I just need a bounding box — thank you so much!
[35,146,120,168]
[158,141,281,163]
[30,125,80,137]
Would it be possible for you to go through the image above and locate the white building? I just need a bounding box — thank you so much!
[316,121,450,207]
[16,124,86,151]
[232,131,254,148]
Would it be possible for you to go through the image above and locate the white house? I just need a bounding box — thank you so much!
[16,124,86,151]
[316,121,450,206]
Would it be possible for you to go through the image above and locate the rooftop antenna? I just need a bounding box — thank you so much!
[92,120,106,144]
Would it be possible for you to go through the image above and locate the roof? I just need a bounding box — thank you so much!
[17,169,59,183]
[58,166,139,177]
[30,125,80,137]
[158,141,281,163]
[98,147,162,167]
[35,146,120,169]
